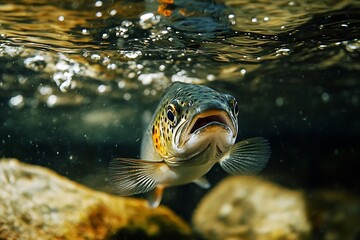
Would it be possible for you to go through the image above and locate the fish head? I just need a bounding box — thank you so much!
[151,82,238,159]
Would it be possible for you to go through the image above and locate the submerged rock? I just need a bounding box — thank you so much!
[192,176,311,240]
[0,159,193,240]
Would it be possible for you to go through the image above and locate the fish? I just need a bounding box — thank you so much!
[109,82,270,208]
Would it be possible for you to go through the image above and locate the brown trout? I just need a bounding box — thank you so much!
[110,82,270,208]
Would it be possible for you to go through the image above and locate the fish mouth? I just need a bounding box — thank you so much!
[174,107,237,150]
[174,109,235,154]
[188,110,234,135]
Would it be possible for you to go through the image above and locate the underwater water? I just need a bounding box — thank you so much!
[0,0,360,238]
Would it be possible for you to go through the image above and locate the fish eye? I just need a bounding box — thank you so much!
[166,104,177,124]
[167,109,175,122]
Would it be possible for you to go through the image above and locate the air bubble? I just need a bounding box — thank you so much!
[138,72,165,85]
[140,13,154,21]
[139,12,160,29]
[95,1,103,7]
[118,81,126,89]
[122,51,142,59]
[38,85,53,95]
[207,74,215,81]
[276,48,291,56]
[109,9,117,16]
[128,72,136,78]
[52,56,80,92]
[143,88,150,95]
[123,93,131,101]
[97,84,110,93]
[345,40,360,52]
[53,72,72,92]
[9,95,24,109]
[24,55,46,71]
[47,95,58,107]
[18,76,28,85]
[91,54,101,61]
[102,33,109,39]
[159,65,165,71]
[321,92,330,103]
[107,63,117,70]
[276,97,284,107]
[56,60,70,71]
[82,29,89,35]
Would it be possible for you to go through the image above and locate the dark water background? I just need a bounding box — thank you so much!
[1,0,360,222]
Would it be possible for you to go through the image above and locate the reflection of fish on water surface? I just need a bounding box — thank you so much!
[110,82,270,208]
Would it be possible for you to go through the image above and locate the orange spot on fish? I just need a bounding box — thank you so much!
[152,126,166,156]
[158,5,172,17]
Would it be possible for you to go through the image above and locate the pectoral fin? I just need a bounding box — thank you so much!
[109,158,167,197]
[219,137,270,175]
[193,177,211,189]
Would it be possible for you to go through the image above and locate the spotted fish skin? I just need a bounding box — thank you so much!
[110,82,270,208]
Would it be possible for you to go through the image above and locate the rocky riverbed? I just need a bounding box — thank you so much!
[1,158,359,240]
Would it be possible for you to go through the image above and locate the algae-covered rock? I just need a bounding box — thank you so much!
[192,176,311,240]
[0,159,193,240]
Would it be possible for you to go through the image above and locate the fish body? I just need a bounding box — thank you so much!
[110,82,270,208]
